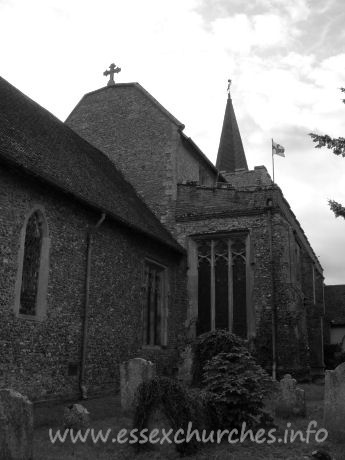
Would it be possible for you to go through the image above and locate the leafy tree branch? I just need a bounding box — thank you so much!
[309,88,345,218]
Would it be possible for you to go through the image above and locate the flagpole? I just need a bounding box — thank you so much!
[272,138,275,183]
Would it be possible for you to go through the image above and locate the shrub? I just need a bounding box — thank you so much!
[132,376,200,455]
[203,350,274,430]
[192,329,247,385]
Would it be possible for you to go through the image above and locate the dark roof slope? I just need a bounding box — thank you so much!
[0,76,182,253]
[216,95,248,173]
[325,285,345,325]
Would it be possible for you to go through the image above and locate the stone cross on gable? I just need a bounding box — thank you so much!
[103,63,121,86]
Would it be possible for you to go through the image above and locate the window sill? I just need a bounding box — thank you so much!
[16,313,46,322]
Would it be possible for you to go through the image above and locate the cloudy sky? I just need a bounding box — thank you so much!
[1,0,345,284]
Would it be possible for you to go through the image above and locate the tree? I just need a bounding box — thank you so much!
[309,87,345,218]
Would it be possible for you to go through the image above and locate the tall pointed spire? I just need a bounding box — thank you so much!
[216,80,248,173]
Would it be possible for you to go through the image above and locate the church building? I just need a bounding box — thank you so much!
[67,67,325,380]
[0,66,325,401]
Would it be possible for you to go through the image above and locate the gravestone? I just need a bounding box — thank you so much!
[177,345,193,385]
[120,358,156,411]
[63,403,90,430]
[275,374,306,418]
[0,388,33,460]
[324,362,345,440]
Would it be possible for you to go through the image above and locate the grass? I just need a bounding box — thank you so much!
[33,384,345,460]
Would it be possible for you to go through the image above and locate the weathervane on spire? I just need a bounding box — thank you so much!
[103,63,121,86]
[227,79,232,98]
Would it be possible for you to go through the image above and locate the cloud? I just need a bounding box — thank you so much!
[211,13,292,55]
[196,0,311,22]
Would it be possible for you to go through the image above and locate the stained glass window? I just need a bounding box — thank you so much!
[19,211,44,316]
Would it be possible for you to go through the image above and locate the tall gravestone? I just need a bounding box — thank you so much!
[275,374,306,418]
[0,389,33,460]
[120,358,156,411]
[324,362,345,440]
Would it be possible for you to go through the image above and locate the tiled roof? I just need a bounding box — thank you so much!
[0,76,183,253]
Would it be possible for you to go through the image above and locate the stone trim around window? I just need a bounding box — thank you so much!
[14,206,50,321]
[187,231,255,340]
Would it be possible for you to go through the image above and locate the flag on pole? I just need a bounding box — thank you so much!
[272,140,285,157]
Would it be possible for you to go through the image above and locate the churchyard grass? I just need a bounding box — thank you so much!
[33,383,345,460]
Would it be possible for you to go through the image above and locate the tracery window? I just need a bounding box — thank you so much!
[196,235,247,337]
[143,261,167,346]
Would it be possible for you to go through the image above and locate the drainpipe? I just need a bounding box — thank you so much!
[267,198,277,380]
[80,212,106,399]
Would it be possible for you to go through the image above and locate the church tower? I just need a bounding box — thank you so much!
[216,81,248,173]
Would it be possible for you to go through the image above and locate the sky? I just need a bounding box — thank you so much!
[1,0,345,284]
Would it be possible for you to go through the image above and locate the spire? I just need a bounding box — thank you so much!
[216,80,248,173]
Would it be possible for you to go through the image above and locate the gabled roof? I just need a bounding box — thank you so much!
[0,76,183,253]
[66,82,185,129]
[66,82,228,184]
[216,95,248,173]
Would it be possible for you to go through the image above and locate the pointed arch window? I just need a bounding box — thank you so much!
[15,208,50,320]
[196,235,248,338]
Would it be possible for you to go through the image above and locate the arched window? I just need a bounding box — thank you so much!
[196,234,248,338]
[15,208,50,320]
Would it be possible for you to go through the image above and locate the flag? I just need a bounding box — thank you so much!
[272,140,285,157]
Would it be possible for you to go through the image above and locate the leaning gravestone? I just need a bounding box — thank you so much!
[0,388,33,460]
[120,358,156,411]
[275,374,306,418]
[324,362,345,440]
[63,403,90,430]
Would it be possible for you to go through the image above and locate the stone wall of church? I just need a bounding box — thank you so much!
[301,253,325,375]
[175,183,324,378]
[66,85,181,230]
[0,168,187,401]
[176,138,217,187]
[175,184,275,369]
